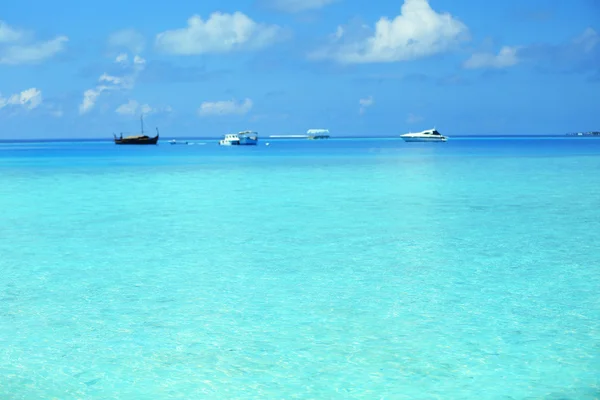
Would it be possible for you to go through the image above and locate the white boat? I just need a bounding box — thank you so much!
[219,131,258,146]
[307,129,330,139]
[401,128,448,142]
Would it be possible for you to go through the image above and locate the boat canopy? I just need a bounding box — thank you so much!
[123,135,149,139]
[307,129,330,134]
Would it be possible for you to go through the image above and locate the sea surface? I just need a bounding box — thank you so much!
[1,137,599,399]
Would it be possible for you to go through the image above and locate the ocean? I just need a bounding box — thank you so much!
[1,137,599,399]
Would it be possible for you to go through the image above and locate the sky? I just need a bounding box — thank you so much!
[0,0,599,139]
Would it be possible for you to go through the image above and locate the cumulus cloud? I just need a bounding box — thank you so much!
[115,53,128,64]
[115,99,139,115]
[0,20,67,65]
[198,98,253,116]
[463,46,520,69]
[155,12,284,55]
[79,53,146,114]
[133,55,145,65]
[79,89,103,115]
[115,99,172,116]
[108,29,146,54]
[359,96,374,115]
[0,88,43,110]
[266,0,338,13]
[309,0,468,64]
[463,28,600,73]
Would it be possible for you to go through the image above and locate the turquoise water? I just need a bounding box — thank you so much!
[1,138,599,399]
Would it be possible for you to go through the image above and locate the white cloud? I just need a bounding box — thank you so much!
[198,98,253,117]
[155,12,284,55]
[463,46,520,69]
[406,113,423,124]
[79,87,106,114]
[0,21,24,43]
[79,53,146,114]
[359,95,374,115]
[309,0,468,64]
[99,73,124,85]
[115,99,139,115]
[267,0,338,13]
[0,20,67,65]
[0,88,43,110]
[115,53,128,64]
[0,36,68,65]
[115,99,172,116]
[18,88,43,109]
[140,104,154,115]
[108,29,145,54]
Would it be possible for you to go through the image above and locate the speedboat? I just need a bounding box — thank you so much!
[400,129,448,142]
[219,131,258,146]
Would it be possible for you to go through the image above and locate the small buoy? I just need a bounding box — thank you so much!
[266,142,270,146]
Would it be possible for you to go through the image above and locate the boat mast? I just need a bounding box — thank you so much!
[140,114,144,134]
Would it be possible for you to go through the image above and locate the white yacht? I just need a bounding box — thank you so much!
[401,129,448,142]
[219,131,258,146]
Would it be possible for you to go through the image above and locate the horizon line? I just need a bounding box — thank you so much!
[0,133,583,143]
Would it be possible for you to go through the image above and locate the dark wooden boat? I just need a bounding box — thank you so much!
[114,115,159,145]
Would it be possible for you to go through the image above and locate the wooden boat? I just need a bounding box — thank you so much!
[114,115,159,145]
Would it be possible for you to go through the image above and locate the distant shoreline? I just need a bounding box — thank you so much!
[565,131,600,137]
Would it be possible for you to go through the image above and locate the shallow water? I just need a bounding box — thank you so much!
[1,138,599,399]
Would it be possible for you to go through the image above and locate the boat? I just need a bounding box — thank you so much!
[114,115,159,145]
[400,128,447,142]
[307,129,330,139]
[219,131,258,146]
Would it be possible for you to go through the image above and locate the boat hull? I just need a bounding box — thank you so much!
[219,138,258,146]
[115,137,159,145]
[239,137,258,145]
[401,136,447,142]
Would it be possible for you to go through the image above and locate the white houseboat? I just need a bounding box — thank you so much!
[219,131,259,146]
[307,129,330,139]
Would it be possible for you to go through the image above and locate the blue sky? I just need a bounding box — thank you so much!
[0,0,599,139]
